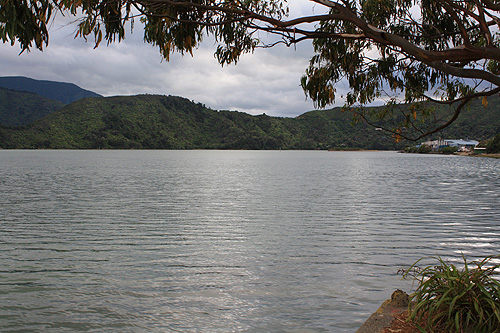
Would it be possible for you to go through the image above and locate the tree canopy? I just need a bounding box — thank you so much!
[2,0,500,140]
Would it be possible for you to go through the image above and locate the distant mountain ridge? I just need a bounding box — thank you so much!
[1,94,498,150]
[0,76,102,105]
[0,94,400,150]
[0,77,498,149]
[0,88,64,126]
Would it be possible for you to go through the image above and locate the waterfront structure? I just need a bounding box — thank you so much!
[419,139,479,152]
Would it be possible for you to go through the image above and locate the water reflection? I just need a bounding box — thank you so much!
[0,150,498,331]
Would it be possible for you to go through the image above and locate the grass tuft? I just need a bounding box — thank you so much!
[402,254,500,333]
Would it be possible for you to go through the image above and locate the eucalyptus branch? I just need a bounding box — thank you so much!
[436,0,473,47]
[481,0,500,11]
[5,0,500,140]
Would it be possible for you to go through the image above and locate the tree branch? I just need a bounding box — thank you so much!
[359,86,500,141]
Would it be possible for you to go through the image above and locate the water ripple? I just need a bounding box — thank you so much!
[0,150,499,331]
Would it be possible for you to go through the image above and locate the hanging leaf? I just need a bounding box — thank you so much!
[94,29,102,49]
[482,96,488,108]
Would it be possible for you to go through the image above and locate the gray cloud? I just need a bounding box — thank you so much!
[0,3,350,118]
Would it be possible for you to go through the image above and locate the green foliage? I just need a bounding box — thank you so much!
[0,94,405,150]
[404,255,500,333]
[300,1,500,139]
[401,145,418,153]
[0,0,50,50]
[2,1,500,139]
[1,92,499,150]
[435,96,500,141]
[0,88,64,126]
[417,144,432,154]
[487,133,500,154]
[439,146,458,154]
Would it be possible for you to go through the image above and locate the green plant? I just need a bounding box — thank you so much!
[5,1,500,140]
[402,145,418,153]
[417,144,432,154]
[440,146,458,154]
[487,133,500,153]
[403,255,500,332]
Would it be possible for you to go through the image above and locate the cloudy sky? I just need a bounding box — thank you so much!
[0,2,351,118]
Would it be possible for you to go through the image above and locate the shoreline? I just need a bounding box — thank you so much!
[400,151,500,159]
[472,153,500,159]
[356,290,410,333]
[454,151,500,159]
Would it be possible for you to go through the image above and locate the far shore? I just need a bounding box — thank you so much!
[328,148,382,152]
[456,152,500,159]
[475,153,500,159]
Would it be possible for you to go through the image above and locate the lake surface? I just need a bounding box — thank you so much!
[0,150,499,332]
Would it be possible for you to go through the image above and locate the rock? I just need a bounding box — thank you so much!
[390,289,409,307]
[356,290,409,333]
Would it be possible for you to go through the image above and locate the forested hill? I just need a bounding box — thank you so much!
[0,94,498,150]
[0,76,102,105]
[432,96,500,140]
[0,88,64,126]
[0,94,401,150]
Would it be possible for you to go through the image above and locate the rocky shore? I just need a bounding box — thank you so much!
[356,290,410,333]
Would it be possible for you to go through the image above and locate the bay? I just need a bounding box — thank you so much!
[0,150,499,331]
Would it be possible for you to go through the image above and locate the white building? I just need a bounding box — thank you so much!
[443,139,479,151]
[420,139,479,151]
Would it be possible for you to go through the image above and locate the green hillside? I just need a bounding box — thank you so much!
[433,96,500,140]
[0,94,401,149]
[0,94,498,150]
[0,76,102,105]
[0,88,64,126]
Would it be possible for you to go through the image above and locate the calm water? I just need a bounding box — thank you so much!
[0,150,499,332]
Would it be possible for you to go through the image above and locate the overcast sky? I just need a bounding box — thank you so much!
[0,2,350,118]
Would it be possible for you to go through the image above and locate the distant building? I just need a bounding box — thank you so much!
[420,139,479,152]
[420,139,443,150]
